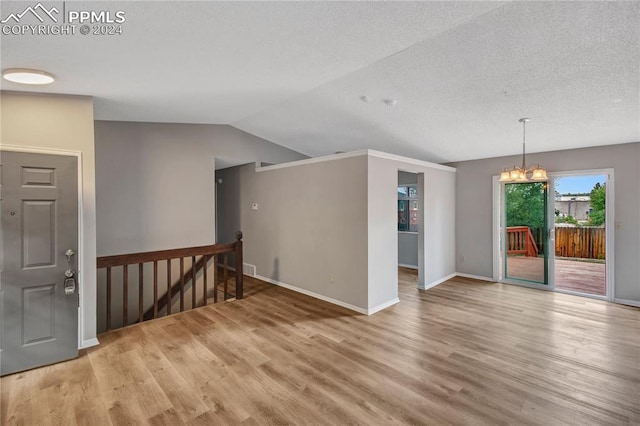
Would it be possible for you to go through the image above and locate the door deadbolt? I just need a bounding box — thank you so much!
[65,249,76,262]
[64,277,76,295]
[64,269,76,295]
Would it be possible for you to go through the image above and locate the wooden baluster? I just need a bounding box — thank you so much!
[106,267,112,331]
[138,263,144,323]
[203,255,208,306]
[123,265,128,327]
[153,260,158,318]
[166,259,172,316]
[97,237,246,330]
[518,231,522,251]
[180,257,185,312]
[223,254,229,300]
[235,231,244,300]
[192,256,197,308]
[213,254,218,303]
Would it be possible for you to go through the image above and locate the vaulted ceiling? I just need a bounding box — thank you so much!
[2,1,638,163]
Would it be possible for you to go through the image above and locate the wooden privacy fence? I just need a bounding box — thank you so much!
[507,226,605,260]
[555,227,606,259]
[97,231,243,332]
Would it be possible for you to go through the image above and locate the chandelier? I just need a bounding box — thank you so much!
[499,118,547,182]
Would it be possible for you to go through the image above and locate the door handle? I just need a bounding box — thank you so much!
[64,269,76,295]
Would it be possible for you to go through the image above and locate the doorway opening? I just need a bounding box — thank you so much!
[397,171,419,269]
[397,171,421,291]
[551,174,608,297]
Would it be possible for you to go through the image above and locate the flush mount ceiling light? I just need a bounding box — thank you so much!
[499,118,547,182]
[2,68,55,85]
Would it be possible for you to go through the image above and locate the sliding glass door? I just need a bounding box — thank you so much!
[548,173,609,297]
[502,182,548,285]
[495,171,612,300]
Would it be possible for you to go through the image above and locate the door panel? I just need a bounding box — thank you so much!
[22,167,56,186]
[550,173,608,297]
[23,200,57,268]
[503,182,548,285]
[1,151,78,376]
[23,284,56,345]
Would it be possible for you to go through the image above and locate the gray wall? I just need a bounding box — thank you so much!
[398,171,418,186]
[217,165,242,246]
[398,233,418,268]
[94,120,307,255]
[398,171,418,267]
[450,142,640,302]
[367,155,457,309]
[219,152,456,313]
[418,167,457,287]
[219,156,370,310]
[94,121,306,331]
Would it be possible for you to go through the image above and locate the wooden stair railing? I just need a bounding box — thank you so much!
[506,226,539,257]
[140,255,235,321]
[97,231,243,332]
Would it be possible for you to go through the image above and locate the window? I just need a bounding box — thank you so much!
[398,185,418,232]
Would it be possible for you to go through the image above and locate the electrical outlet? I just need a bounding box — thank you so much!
[329,274,335,283]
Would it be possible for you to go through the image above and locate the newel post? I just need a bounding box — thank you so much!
[234,231,244,299]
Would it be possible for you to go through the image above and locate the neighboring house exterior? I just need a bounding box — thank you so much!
[555,195,591,222]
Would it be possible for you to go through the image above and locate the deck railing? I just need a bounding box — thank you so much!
[97,231,243,331]
[506,226,539,257]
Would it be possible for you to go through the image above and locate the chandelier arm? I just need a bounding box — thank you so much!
[499,117,546,182]
[521,119,527,172]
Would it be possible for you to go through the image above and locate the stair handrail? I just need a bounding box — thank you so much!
[97,231,243,331]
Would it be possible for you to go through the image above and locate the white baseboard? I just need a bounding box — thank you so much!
[614,298,640,308]
[455,273,495,282]
[368,297,400,314]
[398,264,419,270]
[79,337,100,350]
[419,272,457,290]
[255,274,369,315]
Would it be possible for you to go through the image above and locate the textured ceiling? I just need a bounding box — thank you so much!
[1,1,638,163]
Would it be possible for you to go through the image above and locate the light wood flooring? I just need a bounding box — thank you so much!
[2,270,639,425]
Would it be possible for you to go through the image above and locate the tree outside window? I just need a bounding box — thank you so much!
[589,182,606,226]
